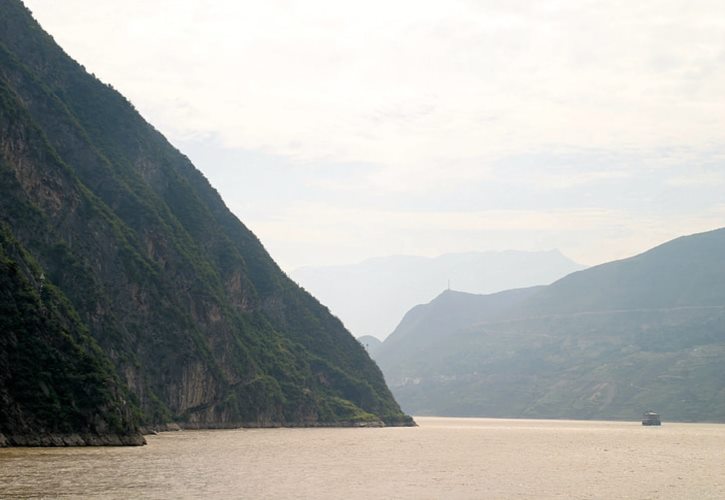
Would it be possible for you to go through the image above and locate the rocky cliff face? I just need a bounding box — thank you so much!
[0,0,410,442]
[0,227,145,446]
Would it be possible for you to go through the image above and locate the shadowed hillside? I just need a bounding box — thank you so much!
[0,0,410,444]
[0,227,144,445]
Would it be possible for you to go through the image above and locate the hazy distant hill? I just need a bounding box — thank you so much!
[357,335,383,356]
[382,287,544,351]
[374,228,725,422]
[512,227,725,316]
[292,250,584,340]
[0,0,409,444]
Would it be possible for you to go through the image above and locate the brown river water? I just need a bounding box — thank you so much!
[1,417,724,499]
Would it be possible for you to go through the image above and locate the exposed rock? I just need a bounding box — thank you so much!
[0,0,412,446]
[0,433,145,447]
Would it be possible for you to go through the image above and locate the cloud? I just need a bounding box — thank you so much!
[26,0,725,174]
[24,0,725,269]
[665,172,725,187]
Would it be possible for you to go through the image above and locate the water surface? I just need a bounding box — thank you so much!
[1,417,723,499]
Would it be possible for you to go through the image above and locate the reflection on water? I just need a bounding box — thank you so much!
[1,417,724,499]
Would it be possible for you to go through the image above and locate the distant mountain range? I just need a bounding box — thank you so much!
[292,250,585,340]
[373,228,725,422]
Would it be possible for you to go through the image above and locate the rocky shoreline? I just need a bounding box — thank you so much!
[0,417,418,447]
[0,432,146,447]
[143,418,417,433]
[0,419,417,447]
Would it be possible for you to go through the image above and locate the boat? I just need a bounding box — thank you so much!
[642,411,661,426]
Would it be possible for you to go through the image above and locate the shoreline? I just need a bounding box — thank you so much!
[0,432,146,447]
[0,418,417,447]
[142,418,417,434]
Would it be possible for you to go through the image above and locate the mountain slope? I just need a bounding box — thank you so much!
[375,287,543,383]
[511,228,725,317]
[292,250,584,340]
[0,226,144,446]
[0,0,410,441]
[375,228,725,421]
[382,287,544,349]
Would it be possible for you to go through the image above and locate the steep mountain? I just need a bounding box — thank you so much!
[375,228,725,421]
[292,250,584,340]
[0,0,410,444]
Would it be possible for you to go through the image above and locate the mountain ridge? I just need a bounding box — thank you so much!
[293,249,584,340]
[373,227,725,421]
[0,0,410,445]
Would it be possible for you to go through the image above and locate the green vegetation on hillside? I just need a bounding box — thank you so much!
[0,226,143,445]
[0,0,410,442]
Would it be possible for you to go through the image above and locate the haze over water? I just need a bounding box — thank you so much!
[1,417,723,499]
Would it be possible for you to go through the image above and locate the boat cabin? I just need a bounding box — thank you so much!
[642,411,661,426]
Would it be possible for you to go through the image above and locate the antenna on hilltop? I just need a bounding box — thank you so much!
[447,279,450,291]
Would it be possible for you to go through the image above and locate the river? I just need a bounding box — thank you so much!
[1,417,723,499]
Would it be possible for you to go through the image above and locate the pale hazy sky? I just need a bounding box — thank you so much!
[24,0,725,271]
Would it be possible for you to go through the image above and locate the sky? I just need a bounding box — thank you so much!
[23,0,725,272]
